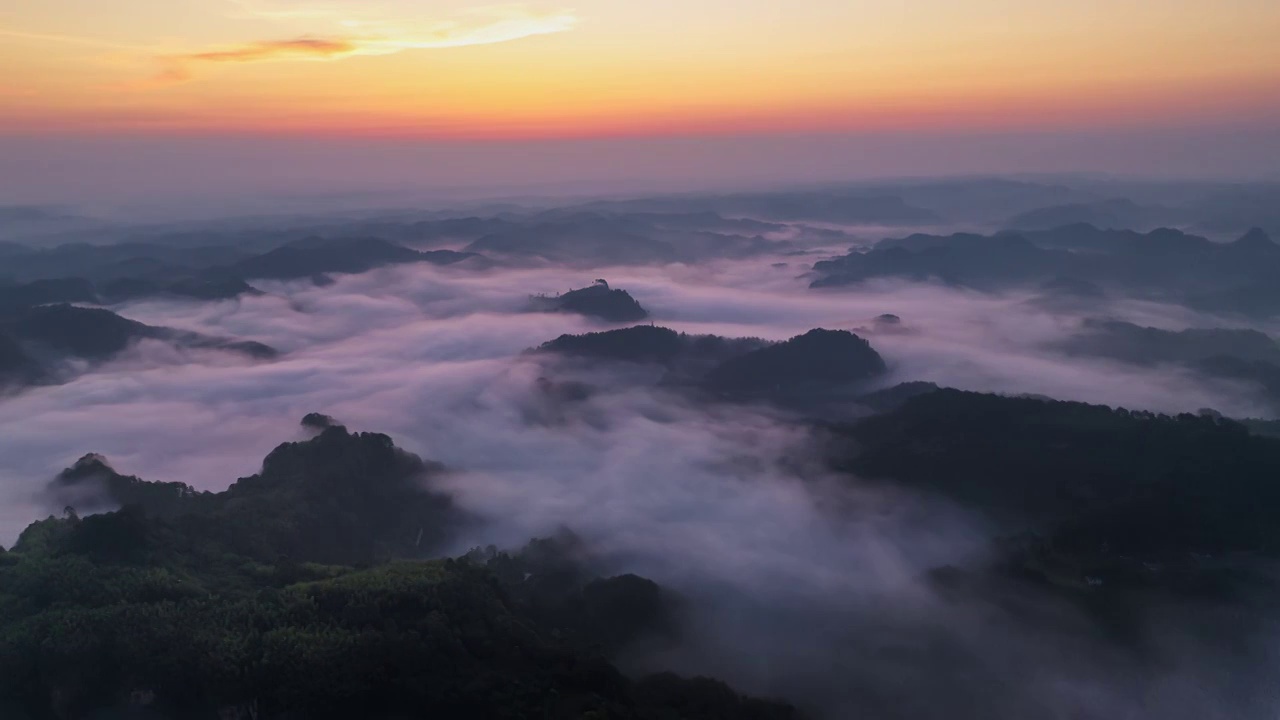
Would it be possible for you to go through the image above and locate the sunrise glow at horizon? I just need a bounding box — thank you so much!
[2,0,1277,140]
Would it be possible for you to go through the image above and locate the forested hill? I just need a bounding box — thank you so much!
[830,388,1280,594]
[10,391,1280,718]
[0,418,800,720]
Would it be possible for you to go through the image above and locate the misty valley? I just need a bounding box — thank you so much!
[4,178,1280,719]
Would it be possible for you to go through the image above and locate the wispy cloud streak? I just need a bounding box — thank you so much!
[154,5,577,83]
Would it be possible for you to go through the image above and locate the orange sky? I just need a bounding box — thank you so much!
[1,0,1278,139]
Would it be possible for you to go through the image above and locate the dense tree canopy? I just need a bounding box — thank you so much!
[831,388,1280,596]
[0,417,800,720]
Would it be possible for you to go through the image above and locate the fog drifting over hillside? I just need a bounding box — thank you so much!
[2,256,1269,540]
[4,184,1280,718]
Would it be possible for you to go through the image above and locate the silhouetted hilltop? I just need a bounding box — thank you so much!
[854,312,915,336]
[300,411,340,430]
[569,191,940,224]
[0,205,101,240]
[854,381,941,412]
[539,325,686,363]
[407,215,510,244]
[703,329,887,395]
[0,277,97,310]
[875,232,1012,253]
[813,233,1059,289]
[0,240,251,284]
[178,333,278,360]
[811,225,1280,313]
[99,273,262,303]
[48,453,203,518]
[535,325,772,375]
[1004,198,1177,231]
[707,192,939,223]
[406,210,788,254]
[7,304,154,359]
[1230,227,1277,254]
[0,304,277,390]
[834,388,1280,584]
[1015,224,1212,254]
[463,211,788,265]
[0,234,485,307]
[1062,319,1280,366]
[8,304,276,360]
[0,273,260,309]
[208,421,462,564]
[26,416,461,566]
[231,236,478,279]
[536,325,889,409]
[1187,185,1280,238]
[468,215,680,264]
[535,279,650,322]
[0,417,799,720]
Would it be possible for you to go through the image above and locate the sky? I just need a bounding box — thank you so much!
[2,0,1279,205]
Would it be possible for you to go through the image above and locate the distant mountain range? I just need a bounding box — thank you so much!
[812,224,1280,317]
[1004,198,1182,232]
[0,236,484,309]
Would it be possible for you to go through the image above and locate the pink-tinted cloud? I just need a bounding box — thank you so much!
[156,37,357,82]
[151,5,576,84]
[183,36,356,63]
